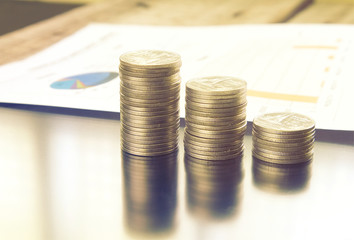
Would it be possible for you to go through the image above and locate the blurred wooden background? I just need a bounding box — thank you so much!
[1,0,354,65]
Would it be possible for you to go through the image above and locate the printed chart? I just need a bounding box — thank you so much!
[51,72,118,89]
[0,23,353,131]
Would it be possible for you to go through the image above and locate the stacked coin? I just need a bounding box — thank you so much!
[119,50,181,156]
[185,154,243,219]
[122,151,177,234]
[252,112,315,164]
[184,76,247,160]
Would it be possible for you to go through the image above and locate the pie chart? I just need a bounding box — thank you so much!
[50,72,118,89]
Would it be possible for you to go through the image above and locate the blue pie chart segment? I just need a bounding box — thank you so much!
[51,72,118,89]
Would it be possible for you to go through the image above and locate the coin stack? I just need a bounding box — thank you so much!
[119,50,181,156]
[184,76,247,160]
[252,112,315,164]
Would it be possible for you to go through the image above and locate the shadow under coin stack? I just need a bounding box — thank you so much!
[252,112,315,164]
[252,158,311,193]
[185,155,243,219]
[184,76,247,160]
[120,50,181,156]
[122,151,177,234]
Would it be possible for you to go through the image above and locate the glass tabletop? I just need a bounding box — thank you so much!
[0,107,353,240]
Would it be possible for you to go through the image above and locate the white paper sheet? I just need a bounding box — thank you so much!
[0,23,353,131]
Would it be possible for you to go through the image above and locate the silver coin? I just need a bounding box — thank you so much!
[122,140,178,149]
[185,142,244,154]
[122,116,180,128]
[121,126,178,138]
[186,126,247,138]
[186,76,247,96]
[186,107,246,118]
[124,141,177,151]
[121,127,178,139]
[122,129,177,141]
[185,147,243,158]
[120,50,181,69]
[252,150,313,164]
[121,122,179,132]
[184,137,244,149]
[121,97,179,108]
[252,145,314,157]
[121,88,180,100]
[121,101,179,112]
[252,129,314,143]
[253,125,315,138]
[185,149,244,161]
[252,136,315,148]
[186,100,247,110]
[186,92,247,101]
[119,64,179,74]
[122,145,178,157]
[119,72,181,84]
[121,80,181,90]
[186,113,246,125]
[253,112,315,135]
[186,119,246,131]
[252,147,314,160]
[121,93,179,103]
[121,82,180,94]
[121,105,178,117]
[122,142,178,153]
[184,130,243,143]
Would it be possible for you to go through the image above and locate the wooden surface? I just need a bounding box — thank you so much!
[0,1,80,36]
[1,0,354,65]
[0,0,310,65]
[289,2,354,23]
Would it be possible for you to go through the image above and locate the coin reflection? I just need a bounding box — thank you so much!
[122,150,178,235]
[252,157,312,193]
[185,154,243,220]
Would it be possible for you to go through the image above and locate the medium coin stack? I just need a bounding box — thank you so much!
[119,50,181,156]
[252,112,315,164]
[184,76,247,160]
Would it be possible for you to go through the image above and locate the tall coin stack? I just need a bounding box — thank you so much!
[184,76,247,160]
[252,112,315,164]
[119,50,182,156]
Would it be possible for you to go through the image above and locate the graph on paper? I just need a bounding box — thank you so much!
[0,23,353,130]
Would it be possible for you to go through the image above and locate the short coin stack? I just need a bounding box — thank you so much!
[120,50,181,156]
[252,112,315,164]
[184,76,247,160]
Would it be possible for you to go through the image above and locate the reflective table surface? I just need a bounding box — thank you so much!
[0,107,353,240]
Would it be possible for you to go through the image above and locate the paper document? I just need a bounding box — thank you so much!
[0,23,353,131]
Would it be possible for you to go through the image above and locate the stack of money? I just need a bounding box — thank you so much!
[122,151,177,234]
[252,112,315,164]
[119,50,181,156]
[185,154,243,219]
[184,76,247,160]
